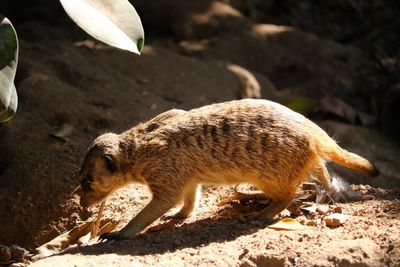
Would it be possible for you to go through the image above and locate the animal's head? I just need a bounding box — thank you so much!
[78,133,125,208]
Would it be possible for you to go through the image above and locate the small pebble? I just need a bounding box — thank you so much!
[317,205,329,215]
[296,215,307,225]
[306,220,318,226]
[333,206,343,213]
[279,209,291,217]
[325,213,346,227]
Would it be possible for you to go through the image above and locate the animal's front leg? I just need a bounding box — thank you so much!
[100,194,177,241]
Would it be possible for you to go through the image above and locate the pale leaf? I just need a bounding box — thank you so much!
[0,17,18,122]
[60,0,145,54]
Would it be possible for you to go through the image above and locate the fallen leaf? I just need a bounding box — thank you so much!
[268,218,307,231]
[300,205,317,213]
[49,123,74,139]
[77,232,91,246]
[316,193,327,204]
[32,201,118,261]
[33,221,95,261]
[296,192,315,201]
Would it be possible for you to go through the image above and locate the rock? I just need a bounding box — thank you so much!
[325,213,346,227]
[0,245,12,262]
[279,209,291,218]
[227,64,262,99]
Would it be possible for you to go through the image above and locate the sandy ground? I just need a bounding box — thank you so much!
[31,184,400,267]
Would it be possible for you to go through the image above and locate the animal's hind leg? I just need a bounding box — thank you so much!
[162,184,201,220]
[312,159,332,191]
[245,178,298,219]
[251,191,296,219]
[218,192,269,206]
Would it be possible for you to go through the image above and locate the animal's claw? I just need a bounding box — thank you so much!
[98,232,129,242]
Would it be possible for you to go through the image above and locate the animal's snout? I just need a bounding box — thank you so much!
[79,195,90,208]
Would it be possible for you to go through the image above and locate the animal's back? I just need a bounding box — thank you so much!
[138,99,316,188]
[139,99,377,185]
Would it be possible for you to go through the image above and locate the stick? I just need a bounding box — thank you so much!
[91,200,106,238]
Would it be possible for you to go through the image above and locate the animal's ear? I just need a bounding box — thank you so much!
[104,154,117,173]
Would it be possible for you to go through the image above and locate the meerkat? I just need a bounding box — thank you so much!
[77,99,378,241]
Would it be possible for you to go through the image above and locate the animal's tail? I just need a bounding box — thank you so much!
[316,133,379,177]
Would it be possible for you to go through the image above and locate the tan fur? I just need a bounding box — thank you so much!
[77,99,378,239]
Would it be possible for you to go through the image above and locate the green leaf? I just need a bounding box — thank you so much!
[284,96,319,116]
[0,83,17,122]
[0,17,18,123]
[59,0,145,54]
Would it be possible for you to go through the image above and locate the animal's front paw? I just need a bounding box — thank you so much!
[98,231,130,242]
[160,212,188,222]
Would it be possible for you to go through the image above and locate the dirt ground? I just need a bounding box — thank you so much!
[1,1,400,266]
[31,184,400,267]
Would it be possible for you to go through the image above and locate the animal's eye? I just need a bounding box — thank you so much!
[81,176,92,191]
[104,154,117,173]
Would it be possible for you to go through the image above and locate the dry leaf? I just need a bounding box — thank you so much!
[32,200,117,261]
[300,205,317,213]
[296,192,315,201]
[33,221,95,261]
[268,218,307,231]
[77,232,92,246]
[49,123,74,139]
[316,193,327,204]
